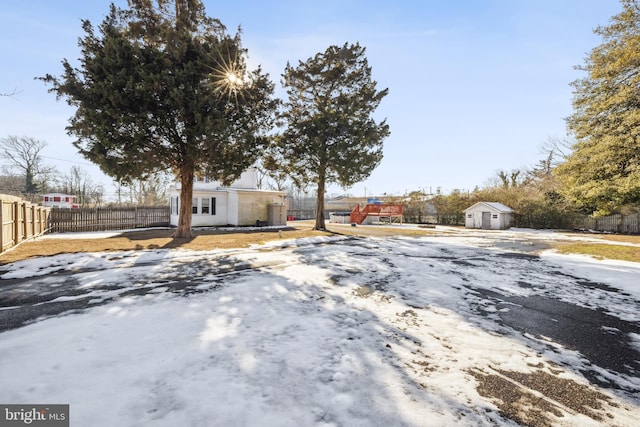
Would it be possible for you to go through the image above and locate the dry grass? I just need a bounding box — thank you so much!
[1,222,639,265]
[553,232,640,262]
[592,234,640,244]
[0,222,441,266]
[554,242,640,263]
[0,226,317,265]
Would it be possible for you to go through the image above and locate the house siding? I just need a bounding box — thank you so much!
[169,188,286,227]
[169,169,286,227]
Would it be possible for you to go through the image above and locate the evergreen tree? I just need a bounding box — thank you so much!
[40,0,277,237]
[272,43,389,230]
[559,0,640,215]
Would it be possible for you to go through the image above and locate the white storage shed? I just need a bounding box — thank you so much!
[464,202,513,230]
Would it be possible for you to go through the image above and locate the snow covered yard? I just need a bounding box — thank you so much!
[0,229,639,426]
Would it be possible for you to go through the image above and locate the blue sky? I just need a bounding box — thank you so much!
[0,0,622,198]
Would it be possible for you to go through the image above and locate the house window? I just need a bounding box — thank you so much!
[192,198,198,214]
[467,214,472,218]
[202,198,210,214]
[53,196,61,202]
[492,214,498,219]
[44,196,49,202]
[211,197,216,215]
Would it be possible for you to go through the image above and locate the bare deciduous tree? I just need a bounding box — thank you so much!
[118,172,171,206]
[0,174,24,196]
[0,135,57,196]
[495,169,523,189]
[56,166,104,207]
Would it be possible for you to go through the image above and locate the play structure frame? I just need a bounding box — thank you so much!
[349,203,403,225]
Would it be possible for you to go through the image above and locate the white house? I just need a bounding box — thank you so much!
[42,193,79,209]
[169,168,287,227]
[464,202,513,230]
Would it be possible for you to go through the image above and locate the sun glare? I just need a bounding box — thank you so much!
[226,71,241,86]
[207,50,248,105]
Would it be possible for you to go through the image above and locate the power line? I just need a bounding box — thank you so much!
[41,155,95,166]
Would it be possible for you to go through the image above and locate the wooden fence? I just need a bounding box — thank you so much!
[1,194,51,254]
[579,212,640,234]
[49,206,170,233]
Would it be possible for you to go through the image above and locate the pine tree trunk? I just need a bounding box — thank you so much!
[174,167,194,238]
[314,176,326,230]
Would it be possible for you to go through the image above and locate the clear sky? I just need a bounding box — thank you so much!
[0,0,622,199]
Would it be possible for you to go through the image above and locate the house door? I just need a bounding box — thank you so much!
[482,212,491,229]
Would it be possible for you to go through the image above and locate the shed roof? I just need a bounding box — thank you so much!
[464,201,513,213]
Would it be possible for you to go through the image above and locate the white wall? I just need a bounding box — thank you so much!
[229,168,257,189]
[192,168,258,190]
[170,191,230,227]
[237,191,286,225]
[227,191,239,226]
[465,211,484,229]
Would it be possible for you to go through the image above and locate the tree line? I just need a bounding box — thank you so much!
[423,0,640,226]
[0,135,169,207]
[398,136,584,229]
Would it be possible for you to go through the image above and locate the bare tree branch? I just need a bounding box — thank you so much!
[1,87,22,97]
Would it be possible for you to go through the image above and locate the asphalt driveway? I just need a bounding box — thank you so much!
[0,228,638,426]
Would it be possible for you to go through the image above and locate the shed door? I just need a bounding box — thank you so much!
[482,212,491,229]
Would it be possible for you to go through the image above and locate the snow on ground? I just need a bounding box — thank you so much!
[0,228,639,426]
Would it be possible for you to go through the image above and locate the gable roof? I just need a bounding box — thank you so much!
[464,201,513,213]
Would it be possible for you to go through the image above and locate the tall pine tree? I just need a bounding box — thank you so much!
[271,43,389,230]
[40,0,277,237]
[559,0,640,215]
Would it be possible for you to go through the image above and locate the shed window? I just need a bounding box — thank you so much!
[192,198,198,214]
[467,214,472,218]
[492,214,498,219]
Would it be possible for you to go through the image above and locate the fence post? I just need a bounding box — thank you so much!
[13,202,19,246]
[22,202,27,241]
[30,204,35,237]
[0,199,3,251]
[0,199,4,251]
